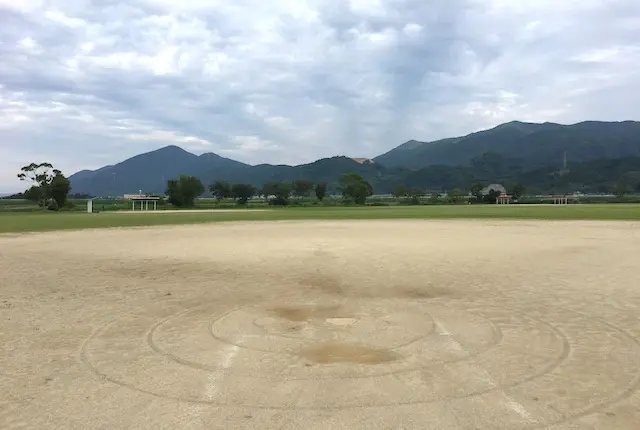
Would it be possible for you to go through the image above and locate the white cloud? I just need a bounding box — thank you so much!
[0,0,639,191]
[403,23,423,37]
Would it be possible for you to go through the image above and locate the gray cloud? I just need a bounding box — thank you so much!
[1,0,639,190]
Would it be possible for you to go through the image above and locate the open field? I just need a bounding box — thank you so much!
[1,220,640,429]
[2,194,640,214]
[1,204,639,233]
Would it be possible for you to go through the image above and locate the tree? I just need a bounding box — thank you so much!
[165,175,204,207]
[393,184,408,199]
[470,183,484,203]
[50,171,71,208]
[209,180,232,201]
[315,182,327,201]
[428,191,441,204]
[23,186,43,204]
[621,171,640,192]
[613,182,631,198]
[292,179,315,198]
[17,162,56,209]
[339,173,373,205]
[447,188,466,204]
[407,188,425,205]
[263,181,292,205]
[484,189,502,204]
[17,163,70,210]
[511,183,525,200]
[231,183,257,205]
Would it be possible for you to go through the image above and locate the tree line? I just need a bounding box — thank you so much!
[164,171,530,208]
[165,173,374,207]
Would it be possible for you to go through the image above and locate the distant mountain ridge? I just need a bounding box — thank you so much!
[67,120,640,196]
[68,146,385,196]
[374,120,640,169]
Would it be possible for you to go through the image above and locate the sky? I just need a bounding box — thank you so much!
[1,0,639,192]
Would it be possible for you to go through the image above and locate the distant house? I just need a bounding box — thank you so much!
[481,184,507,196]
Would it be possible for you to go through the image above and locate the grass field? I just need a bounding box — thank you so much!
[1,204,639,233]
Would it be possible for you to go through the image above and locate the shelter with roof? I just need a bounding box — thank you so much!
[124,193,160,211]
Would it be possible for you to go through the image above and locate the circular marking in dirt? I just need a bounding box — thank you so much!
[209,299,440,355]
[79,303,640,428]
[86,300,552,389]
[142,299,511,380]
[78,295,640,428]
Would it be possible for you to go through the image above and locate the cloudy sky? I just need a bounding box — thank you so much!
[1,0,639,191]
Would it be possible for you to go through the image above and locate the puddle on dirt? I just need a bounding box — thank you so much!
[299,343,401,365]
[269,305,345,322]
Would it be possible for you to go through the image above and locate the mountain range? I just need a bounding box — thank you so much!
[67,120,640,196]
[374,120,640,169]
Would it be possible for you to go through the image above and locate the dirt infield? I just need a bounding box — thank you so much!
[1,220,640,429]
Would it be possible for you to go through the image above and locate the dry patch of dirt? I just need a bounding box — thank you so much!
[269,305,345,322]
[299,343,401,365]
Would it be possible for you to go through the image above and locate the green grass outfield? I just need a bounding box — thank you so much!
[1,204,639,234]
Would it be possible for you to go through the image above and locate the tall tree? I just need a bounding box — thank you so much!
[484,189,502,204]
[166,175,204,207]
[428,191,441,204]
[17,163,69,210]
[613,182,631,198]
[470,183,484,203]
[23,186,43,205]
[393,184,408,199]
[231,183,257,205]
[263,181,292,205]
[339,173,373,205]
[315,182,327,201]
[17,163,54,208]
[407,188,425,205]
[209,180,232,201]
[447,188,466,203]
[50,171,71,208]
[292,179,315,197]
[511,183,525,199]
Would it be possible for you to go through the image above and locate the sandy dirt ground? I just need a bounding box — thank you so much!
[1,220,640,429]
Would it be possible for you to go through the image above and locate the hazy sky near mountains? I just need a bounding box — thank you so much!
[1,0,639,191]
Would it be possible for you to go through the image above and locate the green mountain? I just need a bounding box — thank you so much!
[69,146,251,196]
[68,146,389,196]
[374,120,640,169]
[67,120,640,196]
[402,153,640,194]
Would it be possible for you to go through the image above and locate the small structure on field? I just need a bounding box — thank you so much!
[552,195,569,205]
[496,195,513,204]
[124,193,160,211]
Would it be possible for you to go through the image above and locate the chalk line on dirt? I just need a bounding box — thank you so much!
[435,322,535,423]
